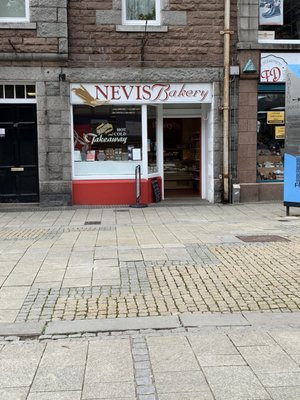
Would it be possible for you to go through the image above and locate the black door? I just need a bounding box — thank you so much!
[0,104,39,203]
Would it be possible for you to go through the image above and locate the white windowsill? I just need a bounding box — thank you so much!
[116,25,168,32]
[0,22,36,29]
[258,39,300,44]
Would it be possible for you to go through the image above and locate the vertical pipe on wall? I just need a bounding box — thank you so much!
[223,0,231,202]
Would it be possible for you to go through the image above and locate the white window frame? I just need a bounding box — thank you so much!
[122,0,160,26]
[0,0,30,23]
[258,2,300,44]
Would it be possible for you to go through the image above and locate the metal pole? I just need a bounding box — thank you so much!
[130,165,148,208]
[222,0,231,202]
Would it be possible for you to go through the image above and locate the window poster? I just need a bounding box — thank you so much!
[260,0,284,26]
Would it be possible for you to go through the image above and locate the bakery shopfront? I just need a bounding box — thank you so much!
[71,82,215,205]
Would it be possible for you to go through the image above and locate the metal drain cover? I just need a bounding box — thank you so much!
[84,221,101,225]
[237,235,289,243]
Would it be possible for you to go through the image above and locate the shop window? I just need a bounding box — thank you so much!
[73,105,143,177]
[123,0,160,25]
[147,106,158,174]
[259,0,300,41]
[257,84,285,182]
[0,0,29,22]
[0,84,36,100]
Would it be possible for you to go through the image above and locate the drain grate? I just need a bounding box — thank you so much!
[84,221,102,225]
[236,235,290,243]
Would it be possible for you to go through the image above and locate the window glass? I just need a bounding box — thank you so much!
[126,0,156,22]
[0,0,26,18]
[16,85,25,99]
[73,105,142,176]
[257,88,285,182]
[5,85,14,98]
[259,0,300,40]
[147,106,158,174]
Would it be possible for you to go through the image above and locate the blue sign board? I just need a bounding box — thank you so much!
[284,154,300,204]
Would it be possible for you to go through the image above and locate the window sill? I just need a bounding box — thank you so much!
[258,39,300,44]
[116,25,168,32]
[0,22,36,30]
[238,41,300,50]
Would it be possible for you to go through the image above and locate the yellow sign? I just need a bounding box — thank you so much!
[275,126,285,139]
[267,111,285,125]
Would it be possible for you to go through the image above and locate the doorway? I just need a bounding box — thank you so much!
[0,104,39,203]
[163,118,201,198]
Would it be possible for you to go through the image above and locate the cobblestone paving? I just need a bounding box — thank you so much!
[15,239,300,322]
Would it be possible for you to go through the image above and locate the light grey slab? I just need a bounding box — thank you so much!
[46,315,180,334]
[0,359,39,388]
[269,330,300,354]
[189,332,238,355]
[180,313,249,327]
[238,345,299,373]
[147,336,200,372]
[243,312,300,327]
[38,342,88,367]
[158,393,214,400]
[83,381,135,399]
[85,339,134,383]
[267,386,300,400]
[195,354,246,367]
[0,387,29,400]
[227,329,276,347]
[203,366,270,400]
[31,365,85,392]
[154,371,208,393]
[27,391,81,400]
[0,322,45,336]
[257,371,300,387]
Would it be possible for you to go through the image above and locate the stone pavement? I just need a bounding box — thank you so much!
[0,202,299,399]
[0,314,300,400]
[0,203,299,323]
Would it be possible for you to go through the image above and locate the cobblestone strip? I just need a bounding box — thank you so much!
[15,240,300,322]
[132,336,157,400]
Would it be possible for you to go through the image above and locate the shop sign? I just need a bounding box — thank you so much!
[71,83,212,105]
[275,126,285,139]
[267,111,285,124]
[284,154,300,204]
[284,65,300,209]
[261,53,300,83]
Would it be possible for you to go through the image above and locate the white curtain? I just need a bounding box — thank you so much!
[0,0,26,18]
[126,0,156,21]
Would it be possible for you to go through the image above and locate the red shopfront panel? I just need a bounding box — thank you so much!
[72,178,162,205]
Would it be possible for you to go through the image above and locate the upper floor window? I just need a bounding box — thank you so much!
[0,0,29,22]
[259,0,300,42]
[123,0,160,25]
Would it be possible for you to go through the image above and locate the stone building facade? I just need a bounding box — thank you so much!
[0,0,237,206]
[236,0,300,201]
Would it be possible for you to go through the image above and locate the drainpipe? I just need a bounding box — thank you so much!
[222,0,232,202]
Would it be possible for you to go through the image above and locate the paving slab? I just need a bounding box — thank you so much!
[243,312,300,327]
[0,322,45,336]
[27,392,81,400]
[0,387,29,400]
[203,366,271,400]
[45,315,180,334]
[180,313,250,327]
[267,386,300,400]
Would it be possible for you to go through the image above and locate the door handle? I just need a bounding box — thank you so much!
[11,167,24,172]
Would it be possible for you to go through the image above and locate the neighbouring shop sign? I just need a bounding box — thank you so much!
[261,53,300,83]
[267,111,285,124]
[275,126,285,139]
[284,65,300,210]
[71,83,212,105]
